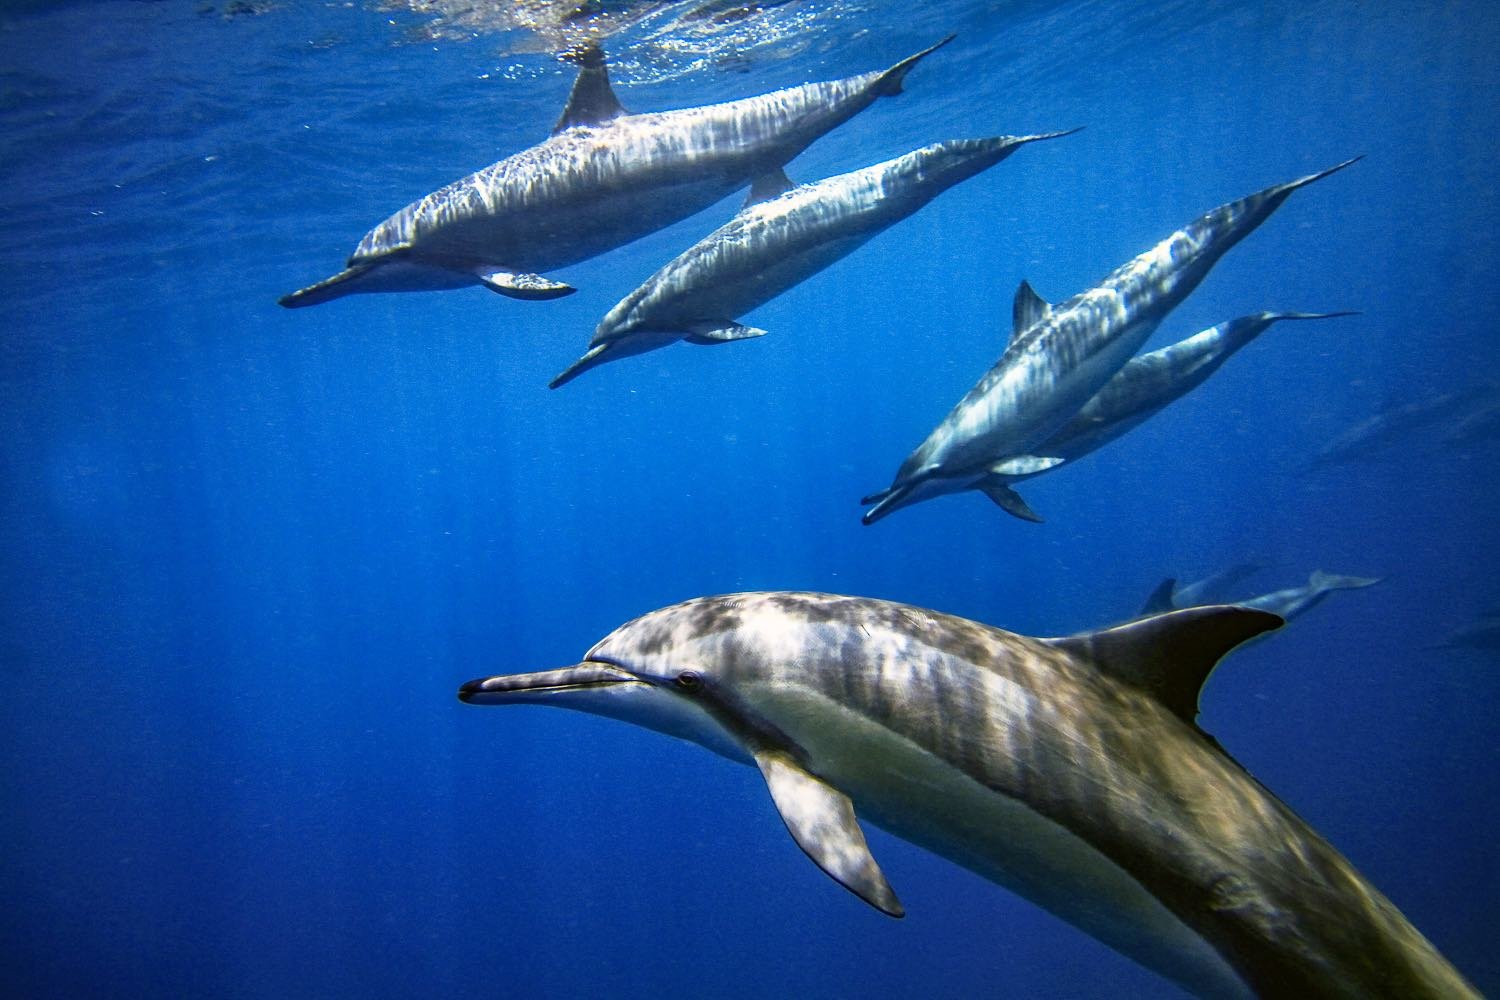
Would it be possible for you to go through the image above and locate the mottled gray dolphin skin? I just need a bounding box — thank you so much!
[1144,571,1382,622]
[860,158,1361,525]
[280,37,953,308]
[458,592,1477,998]
[549,130,1078,388]
[968,311,1355,521]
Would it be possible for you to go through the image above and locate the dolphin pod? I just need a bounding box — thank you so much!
[271,32,1474,998]
[549,131,1080,388]
[860,159,1361,524]
[459,593,1479,998]
[279,37,953,308]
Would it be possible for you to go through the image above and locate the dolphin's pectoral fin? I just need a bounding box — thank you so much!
[989,455,1064,477]
[978,480,1043,522]
[475,269,576,301]
[1138,577,1180,617]
[552,43,628,134]
[743,168,795,208]
[1011,279,1052,337]
[684,321,767,344]
[753,750,904,918]
[1046,606,1285,726]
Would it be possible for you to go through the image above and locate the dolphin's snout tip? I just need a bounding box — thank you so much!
[457,679,485,703]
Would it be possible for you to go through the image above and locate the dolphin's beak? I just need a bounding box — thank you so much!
[457,662,640,704]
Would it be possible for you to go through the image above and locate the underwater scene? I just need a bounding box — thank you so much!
[3,0,1498,996]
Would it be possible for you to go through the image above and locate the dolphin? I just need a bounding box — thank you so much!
[280,37,953,308]
[549,130,1079,388]
[860,158,1360,525]
[1141,564,1268,616]
[1431,614,1500,653]
[969,311,1356,521]
[1145,570,1382,623]
[459,592,1476,998]
[1303,382,1498,471]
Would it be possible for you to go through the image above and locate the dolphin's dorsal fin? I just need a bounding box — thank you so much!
[1047,605,1283,725]
[743,168,795,208]
[552,43,628,134]
[1139,577,1180,616]
[754,750,904,917]
[1012,279,1051,337]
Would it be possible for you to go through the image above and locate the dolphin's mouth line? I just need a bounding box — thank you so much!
[457,661,642,703]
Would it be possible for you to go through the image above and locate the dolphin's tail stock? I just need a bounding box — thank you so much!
[875,34,956,97]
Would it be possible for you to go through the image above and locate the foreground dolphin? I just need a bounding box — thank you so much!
[966,311,1355,521]
[860,158,1360,525]
[459,592,1475,997]
[549,131,1078,388]
[1142,570,1381,622]
[280,38,952,308]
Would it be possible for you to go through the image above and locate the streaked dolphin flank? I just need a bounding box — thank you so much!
[975,311,1355,521]
[549,130,1079,388]
[459,592,1477,998]
[860,158,1360,525]
[280,37,953,308]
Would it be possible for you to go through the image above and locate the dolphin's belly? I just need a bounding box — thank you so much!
[755,684,1250,999]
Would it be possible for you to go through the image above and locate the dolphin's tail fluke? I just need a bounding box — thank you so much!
[279,263,377,308]
[550,343,612,390]
[875,34,956,97]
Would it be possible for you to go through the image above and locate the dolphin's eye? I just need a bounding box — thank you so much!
[675,670,704,691]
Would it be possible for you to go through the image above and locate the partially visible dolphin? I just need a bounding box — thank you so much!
[459,591,1477,998]
[1303,382,1498,471]
[860,158,1360,525]
[280,37,953,308]
[1141,563,1268,615]
[1145,570,1381,622]
[1431,614,1500,653]
[969,311,1355,521]
[549,130,1079,388]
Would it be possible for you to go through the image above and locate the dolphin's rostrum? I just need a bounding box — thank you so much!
[281,37,954,308]
[460,591,1477,998]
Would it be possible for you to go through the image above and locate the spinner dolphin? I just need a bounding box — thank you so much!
[861,159,1360,525]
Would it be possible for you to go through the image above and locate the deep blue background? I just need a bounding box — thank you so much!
[2,1,1497,996]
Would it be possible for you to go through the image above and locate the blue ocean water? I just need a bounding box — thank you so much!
[2,0,1497,996]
